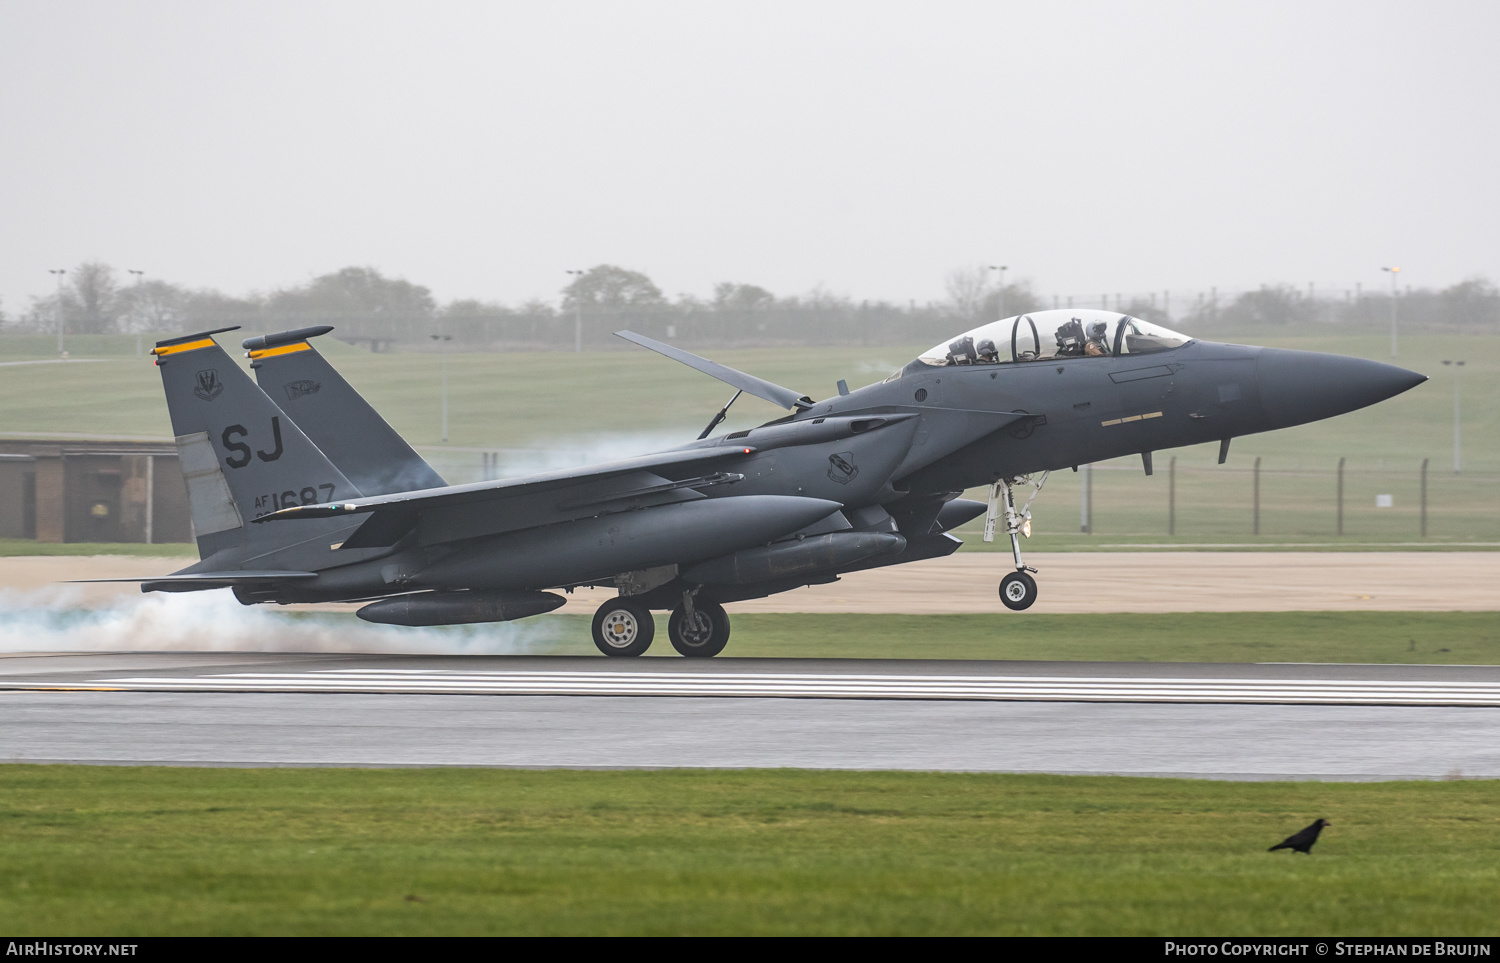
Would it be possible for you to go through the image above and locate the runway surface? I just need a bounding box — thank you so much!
[4,653,1499,779]
[18,660,1500,706]
[14,550,1500,613]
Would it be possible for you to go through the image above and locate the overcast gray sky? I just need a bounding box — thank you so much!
[2,0,1495,311]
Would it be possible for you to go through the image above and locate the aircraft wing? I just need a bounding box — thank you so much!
[70,570,321,593]
[614,330,815,410]
[71,571,319,583]
[253,444,762,550]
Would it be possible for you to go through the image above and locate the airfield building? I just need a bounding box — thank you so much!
[0,438,191,544]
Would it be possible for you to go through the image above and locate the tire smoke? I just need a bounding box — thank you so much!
[0,587,568,655]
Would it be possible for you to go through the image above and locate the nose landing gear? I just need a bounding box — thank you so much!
[985,471,1049,611]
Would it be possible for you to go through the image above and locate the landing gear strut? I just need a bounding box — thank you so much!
[985,472,1049,611]
[668,590,730,658]
[591,597,655,657]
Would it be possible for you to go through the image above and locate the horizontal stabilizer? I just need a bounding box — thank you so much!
[615,330,814,410]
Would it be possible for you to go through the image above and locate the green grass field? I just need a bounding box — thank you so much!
[0,765,1495,935]
[0,539,193,557]
[3,330,1496,544]
[680,612,1500,663]
[267,611,1500,664]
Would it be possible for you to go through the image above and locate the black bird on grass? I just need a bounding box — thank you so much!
[1268,818,1330,854]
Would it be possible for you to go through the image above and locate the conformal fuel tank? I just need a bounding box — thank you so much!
[683,531,905,585]
[415,494,843,591]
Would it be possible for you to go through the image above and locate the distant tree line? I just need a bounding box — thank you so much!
[1123,280,1500,334]
[4,262,1496,351]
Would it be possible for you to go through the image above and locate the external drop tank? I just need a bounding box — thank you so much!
[356,589,566,626]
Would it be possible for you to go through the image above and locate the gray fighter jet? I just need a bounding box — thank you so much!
[112,311,1424,657]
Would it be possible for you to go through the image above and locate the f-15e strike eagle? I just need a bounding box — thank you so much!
[103,311,1424,657]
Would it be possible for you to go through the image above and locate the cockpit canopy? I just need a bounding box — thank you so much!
[917,309,1192,367]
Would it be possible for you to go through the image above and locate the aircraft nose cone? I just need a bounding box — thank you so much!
[1257,348,1427,430]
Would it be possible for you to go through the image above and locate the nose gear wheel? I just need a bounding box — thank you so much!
[999,571,1038,610]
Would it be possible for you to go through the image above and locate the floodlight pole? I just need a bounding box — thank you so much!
[1455,363,1463,473]
[1381,266,1401,358]
[1168,456,1176,535]
[430,333,453,442]
[1442,360,1464,472]
[1336,457,1345,535]
[1420,457,1428,537]
[48,269,66,354]
[128,269,144,358]
[1253,456,1261,536]
[1079,463,1092,534]
[988,264,1008,318]
[566,269,585,352]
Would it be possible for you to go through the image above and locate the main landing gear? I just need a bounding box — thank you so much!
[590,591,732,658]
[985,472,1049,611]
[667,591,730,658]
[591,597,654,657]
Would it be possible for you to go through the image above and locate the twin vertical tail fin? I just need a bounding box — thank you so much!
[243,326,446,496]
[152,328,362,561]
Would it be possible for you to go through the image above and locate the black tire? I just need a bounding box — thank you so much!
[998,571,1038,611]
[667,600,731,658]
[591,597,655,657]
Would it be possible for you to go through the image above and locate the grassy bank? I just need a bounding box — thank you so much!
[348,611,1500,664]
[708,611,1500,663]
[0,539,194,557]
[0,765,1495,935]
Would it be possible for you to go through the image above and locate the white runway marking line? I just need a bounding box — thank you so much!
[75,669,1500,706]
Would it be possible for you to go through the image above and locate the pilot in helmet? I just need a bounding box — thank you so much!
[975,338,1000,364]
[1084,321,1110,357]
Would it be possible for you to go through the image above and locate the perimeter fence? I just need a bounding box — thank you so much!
[1075,457,1499,541]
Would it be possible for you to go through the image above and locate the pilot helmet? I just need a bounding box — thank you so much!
[976,338,997,357]
[1088,321,1109,339]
